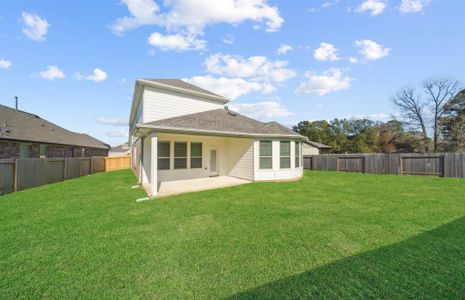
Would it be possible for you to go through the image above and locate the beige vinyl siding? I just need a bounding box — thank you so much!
[302,143,320,155]
[228,139,254,181]
[143,86,224,123]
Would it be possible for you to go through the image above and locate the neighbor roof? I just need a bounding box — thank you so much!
[0,105,109,149]
[304,140,331,149]
[138,108,307,140]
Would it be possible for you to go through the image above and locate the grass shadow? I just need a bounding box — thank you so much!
[227,217,465,299]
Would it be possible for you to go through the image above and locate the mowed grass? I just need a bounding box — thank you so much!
[1,170,465,299]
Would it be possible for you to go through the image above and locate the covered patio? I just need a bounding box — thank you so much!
[157,176,251,197]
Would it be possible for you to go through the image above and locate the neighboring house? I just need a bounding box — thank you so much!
[0,104,109,159]
[109,143,130,156]
[129,79,309,197]
[303,141,331,155]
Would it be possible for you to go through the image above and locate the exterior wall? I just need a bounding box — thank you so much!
[0,141,19,159]
[227,138,254,180]
[156,133,254,182]
[142,86,224,123]
[0,140,107,159]
[254,140,303,181]
[302,143,320,155]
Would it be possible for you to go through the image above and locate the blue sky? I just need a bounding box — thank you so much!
[0,0,464,146]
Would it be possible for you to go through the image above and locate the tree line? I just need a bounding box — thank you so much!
[293,79,465,154]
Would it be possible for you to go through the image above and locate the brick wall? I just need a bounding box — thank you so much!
[0,140,107,159]
[0,141,19,159]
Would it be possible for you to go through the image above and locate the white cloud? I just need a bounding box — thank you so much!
[354,39,390,61]
[313,42,340,61]
[0,60,12,69]
[148,32,206,51]
[39,66,65,80]
[112,0,283,35]
[78,68,108,82]
[104,129,128,138]
[21,12,50,41]
[295,68,352,96]
[355,0,386,16]
[277,44,293,55]
[349,57,359,64]
[347,112,391,122]
[205,53,296,83]
[222,34,234,44]
[183,75,273,100]
[229,101,293,119]
[97,117,128,126]
[398,0,430,13]
[322,0,341,8]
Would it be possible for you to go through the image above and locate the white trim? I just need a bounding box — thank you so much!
[137,124,308,141]
[150,134,158,197]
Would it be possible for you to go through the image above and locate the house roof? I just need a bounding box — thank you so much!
[0,105,109,149]
[138,108,307,140]
[303,140,331,149]
[129,79,230,127]
[142,79,225,99]
[109,143,130,153]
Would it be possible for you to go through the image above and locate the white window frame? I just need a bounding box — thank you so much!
[174,142,188,169]
[157,141,170,170]
[280,141,291,169]
[295,142,301,168]
[259,141,273,170]
[190,142,202,169]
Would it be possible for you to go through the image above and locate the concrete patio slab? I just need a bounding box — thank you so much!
[157,176,250,197]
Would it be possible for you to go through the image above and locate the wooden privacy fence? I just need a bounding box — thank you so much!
[304,153,465,178]
[0,156,108,196]
[105,155,131,171]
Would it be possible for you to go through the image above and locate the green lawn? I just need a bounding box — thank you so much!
[1,170,465,299]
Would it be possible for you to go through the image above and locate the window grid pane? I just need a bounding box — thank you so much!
[280,157,291,169]
[158,158,170,170]
[158,142,170,157]
[260,157,272,169]
[174,142,187,169]
[190,143,202,169]
[295,142,300,167]
[280,141,290,156]
[259,141,272,169]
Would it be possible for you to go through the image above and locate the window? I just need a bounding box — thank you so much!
[158,142,170,170]
[40,145,48,158]
[259,141,272,169]
[174,142,187,169]
[280,141,291,169]
[190,143,202,168]
[295,142,300,168]
[19,143,31,159]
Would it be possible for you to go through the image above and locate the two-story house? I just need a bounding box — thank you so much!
[129,79,308,197]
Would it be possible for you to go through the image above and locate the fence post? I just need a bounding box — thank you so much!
[13,159,18,192]
[64,158,68,180]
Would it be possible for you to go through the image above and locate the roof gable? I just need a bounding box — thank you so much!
[0,105,109,149]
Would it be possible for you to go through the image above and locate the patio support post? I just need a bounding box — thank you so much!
[150,133,158,197]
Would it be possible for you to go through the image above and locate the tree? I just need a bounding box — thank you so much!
[376,120,422,153]
[392,78,460,152]
[441,89,465,152]
[423,79,460,152]
[392,87,430,152]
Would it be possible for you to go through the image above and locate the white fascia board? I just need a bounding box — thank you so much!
[136,124,308,141]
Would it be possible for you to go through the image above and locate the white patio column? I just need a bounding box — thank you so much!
[150,133,158,197]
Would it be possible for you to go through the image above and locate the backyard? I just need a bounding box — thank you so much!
[1,170,465,299]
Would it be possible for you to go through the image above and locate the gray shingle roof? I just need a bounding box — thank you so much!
[304,140,331,149]
[142,79,224,98]
[140,108,305,138]
[0,105,109,149]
